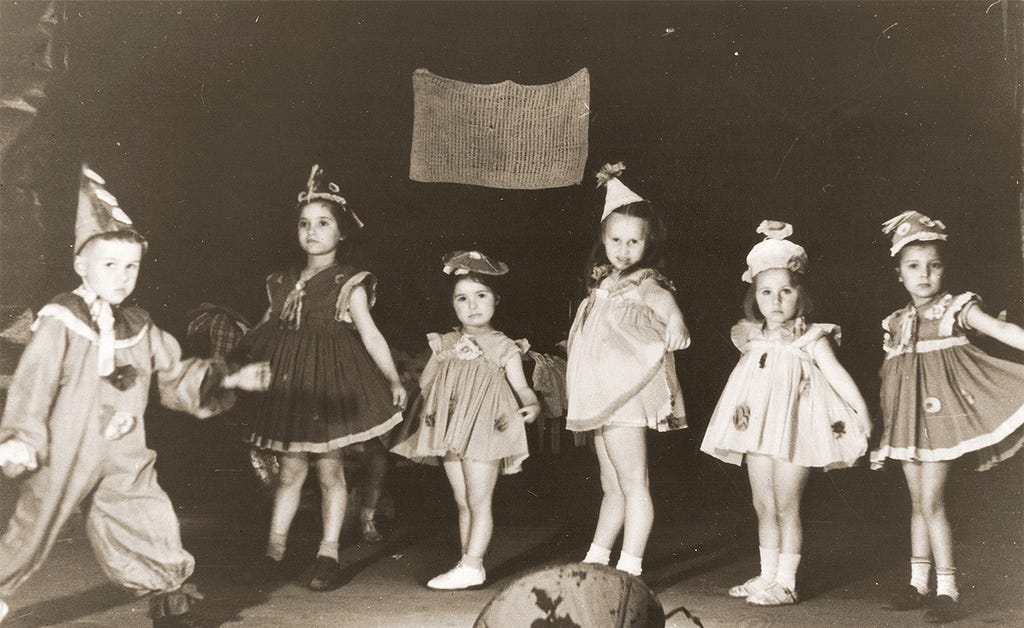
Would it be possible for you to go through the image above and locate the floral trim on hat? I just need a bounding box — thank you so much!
[441,250,509,276]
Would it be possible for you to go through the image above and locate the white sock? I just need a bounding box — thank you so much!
[759,546,779,582]
[266,532,287,562]
[615,552,643,576]
[317,540,339,561]
[460,554,484,571]
[910,557,932,595]
[776,552,800,591]
[583,543,611,565]
[936,567,959,601]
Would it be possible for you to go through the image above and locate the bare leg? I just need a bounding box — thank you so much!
[771,459,810,556]
[361,438,389,513]
[316,450,348,550]
[919,462,955,592]
[601,426,653,559]
[901,461,933,563]
[746,454,779,554]
[442,454,471,555]
[590,428,626,551]
[460,458,500,569]
[268,452,310,557]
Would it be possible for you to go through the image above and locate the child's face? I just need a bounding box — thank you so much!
[452,278,496,331]
[897,243,944,304]
[297,201,342,256]
[754,268,800,329]
[73,239,143,305]
[602,213,648,271]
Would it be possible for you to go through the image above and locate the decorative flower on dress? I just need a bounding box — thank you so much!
[831,421,846,438]
[453,335,483,361]
[732,403,750,431]
[105,364,138,391]
[923,397,943,414]
[591,264,613,283]
[920,294,952,321]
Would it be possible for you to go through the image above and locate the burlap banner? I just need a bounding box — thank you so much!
[410,68,590,190]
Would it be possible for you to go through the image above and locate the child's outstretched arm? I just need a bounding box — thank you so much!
[810,337,872,435]
[963,304,1024,352]
[504,353,541,425]
[222,362,272,391]
[644,284,691,351]
[348,285,409,410]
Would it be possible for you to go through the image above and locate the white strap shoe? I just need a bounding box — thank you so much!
[426,563,486,590]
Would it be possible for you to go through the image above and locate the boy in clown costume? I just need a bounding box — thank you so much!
[0,165,270,626]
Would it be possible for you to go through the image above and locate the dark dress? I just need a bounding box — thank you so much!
[239,264,402,453]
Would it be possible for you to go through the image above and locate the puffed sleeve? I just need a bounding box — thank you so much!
[150,325,236,419]
[335,271,378,321]
[426,332,444,354]
[0,316,67,459]
[730,320,759,352]
[807,323,842,346]
[498,338,531,368]
[944,292,981,336]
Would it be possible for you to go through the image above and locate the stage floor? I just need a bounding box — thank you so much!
[2,444,1021,627]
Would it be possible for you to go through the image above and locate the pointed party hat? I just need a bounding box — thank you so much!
[596,162,645,221]
[74,164,137,253]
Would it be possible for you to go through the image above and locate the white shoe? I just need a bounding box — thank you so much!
[0,599,9,623]
[426,563,485,590]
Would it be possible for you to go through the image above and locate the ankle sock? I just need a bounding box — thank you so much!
[936,567,959,601]
[776,552,801,591]
[266,532,287,562]
[759,546,779,582]
[460,554,484,571]
[615,552,643,576]
[910,557,932,595]
[583,543,611,565]
[317,540,339,561]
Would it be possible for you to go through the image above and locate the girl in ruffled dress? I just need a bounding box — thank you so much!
[871,211,1024,623]
[391,251,540,590]
[239,165,407,591]
[566,163,691,577]
[700,221,871,606]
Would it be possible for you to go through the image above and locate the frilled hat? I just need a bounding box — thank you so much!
[742,220,808,283]
[596,162,645,222]
[442,250,509,276]
[882,210,947,257]
[297,164,364,229]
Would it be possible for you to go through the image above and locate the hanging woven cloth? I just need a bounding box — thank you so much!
[409,68,590,190]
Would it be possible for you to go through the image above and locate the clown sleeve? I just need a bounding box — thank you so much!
[150,325,235,419]
[0,316,68,460]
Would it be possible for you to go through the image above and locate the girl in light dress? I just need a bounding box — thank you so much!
[566,163,690,578]
[700,220,871,606]
[391,250,540,590]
